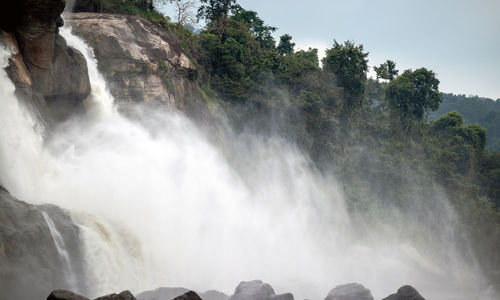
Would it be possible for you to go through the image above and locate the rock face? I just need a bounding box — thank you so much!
[172,291,203,300]
[228,280,294,300]
[0,0,91,121]
[48,289,90,300]
[137,287,228,300]
[95,290,137,300]
[382,286,425,300]
[66,13,213,123]
[0,186,87,299]
[48,290,137,300]
[324,283,373,300]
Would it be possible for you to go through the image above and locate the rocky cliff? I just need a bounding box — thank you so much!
[66,13,214,124]
[0,0,91,121]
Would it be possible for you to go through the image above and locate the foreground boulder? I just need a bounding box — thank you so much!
[229,280,293,300]
[382,285,425,300]
[48,290,137,300]
[137,287,229,300]
[137,287,189,300]
[95,290,137,300]
[325,283,373,300]
[172,291,203,300]
[48,290,89,300]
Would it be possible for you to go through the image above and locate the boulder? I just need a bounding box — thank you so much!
[137,287,189,300]
[172,291,203,300]
[229,280,294,300]
[95,290,137,300]
[382,285,425,300]
[325,283,373,300]
[47,289,89,300]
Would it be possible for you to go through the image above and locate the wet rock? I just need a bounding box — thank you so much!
[47,289,89,300]
[0,187,87,299]
[137,287,189,300]
[229,280,294,300]
[382,285,425,300]
[325,283,373,300]
[95,290,137,300]
[172,291,203,300]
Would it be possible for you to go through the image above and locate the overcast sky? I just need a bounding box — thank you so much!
[164,0,500,99]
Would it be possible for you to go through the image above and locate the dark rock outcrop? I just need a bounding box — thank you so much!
[137,287,190,300]
[95,290,137,300]
[48,290,137,300]
[48,289,90,300]
[382,285,425,300]
[172,291,203,300]
[137,287,229,300]
[325,283,373,300]
[228,280,294,300]
[0,187,87,299]
[0,0,90,121]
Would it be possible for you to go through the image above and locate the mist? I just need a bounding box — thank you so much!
[0,26,495,300]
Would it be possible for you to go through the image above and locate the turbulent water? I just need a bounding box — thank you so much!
[0,28,496,299]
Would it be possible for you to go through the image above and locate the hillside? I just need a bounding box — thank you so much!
[430,93,500,152]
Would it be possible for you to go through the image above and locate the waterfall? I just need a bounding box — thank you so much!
[41,210,78,289]
[0,26,496,300]
[59,25,115,117]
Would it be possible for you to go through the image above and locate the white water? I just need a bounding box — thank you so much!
[41,210,78,289]
[0,30,495,299]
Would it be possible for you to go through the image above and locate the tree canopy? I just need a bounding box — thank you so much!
[386,68,441,122]
[322,40,369,112]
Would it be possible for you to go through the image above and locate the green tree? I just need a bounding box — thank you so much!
[386,68,441,123]
[232,7,276,49]
[322,40,369,112]
[197,0,237,41]
[374,60,398,81]
[277,34,295,55]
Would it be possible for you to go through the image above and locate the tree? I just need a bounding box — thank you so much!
[374,60,398,81]
[169,0,196,27]
[277,34,295,55]
[197,0,237,41]
[322,40,369,112]
[386,68,441,123]
[232,7,276,49]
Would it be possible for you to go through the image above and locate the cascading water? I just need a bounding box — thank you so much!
[41,211,78,289]
[0,26,496,299]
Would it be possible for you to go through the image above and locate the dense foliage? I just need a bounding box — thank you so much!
[430,93,500,152]
[72,0,500,291]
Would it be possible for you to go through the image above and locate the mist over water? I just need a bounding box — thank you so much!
[0,29,496,299]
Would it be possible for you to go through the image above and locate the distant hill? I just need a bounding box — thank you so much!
[430,93,500,152]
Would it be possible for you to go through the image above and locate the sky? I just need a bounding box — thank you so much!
[162,0,500,100]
